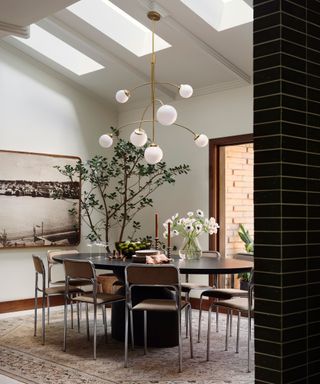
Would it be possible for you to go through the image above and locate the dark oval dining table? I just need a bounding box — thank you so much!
[50,252,253,347]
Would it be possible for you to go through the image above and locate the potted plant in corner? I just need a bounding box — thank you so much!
[54,136,190,253]
[238,223,254,290]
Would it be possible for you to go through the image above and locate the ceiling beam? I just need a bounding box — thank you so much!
[0,21,29,38]
[139,0,251,84]
[165,16,251,84]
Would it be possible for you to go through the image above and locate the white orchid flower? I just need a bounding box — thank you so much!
[187,211,194,217]
[172,229,179,237]
[185,224,193,233]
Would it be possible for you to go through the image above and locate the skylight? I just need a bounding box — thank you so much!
[13,24,104,75]
[180,0,253,31]
[67,0,171,57]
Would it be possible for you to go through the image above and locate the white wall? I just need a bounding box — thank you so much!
[117,86,253,251]
[0,44,117,301]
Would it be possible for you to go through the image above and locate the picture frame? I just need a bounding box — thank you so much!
[0,149,81,249]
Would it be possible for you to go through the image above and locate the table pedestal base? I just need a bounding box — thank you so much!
[112,286,179,347]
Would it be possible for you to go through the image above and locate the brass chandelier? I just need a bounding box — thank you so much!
[99,11,208,164]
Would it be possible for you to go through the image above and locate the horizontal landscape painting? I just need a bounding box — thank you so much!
[0,150,80,249]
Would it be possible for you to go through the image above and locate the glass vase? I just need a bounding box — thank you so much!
[179,236,202,260]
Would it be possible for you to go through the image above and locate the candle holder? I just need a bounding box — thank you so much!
[166,246,171,259]
[154,237,159,250]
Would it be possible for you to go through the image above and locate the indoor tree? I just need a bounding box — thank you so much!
[54,138,190,250]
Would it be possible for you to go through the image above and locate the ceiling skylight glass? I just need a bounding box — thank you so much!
[180,0,253,31]
[13,24,104,75]
[67,0,171,57]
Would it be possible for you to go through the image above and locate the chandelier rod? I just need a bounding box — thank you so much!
[151,15,156,144]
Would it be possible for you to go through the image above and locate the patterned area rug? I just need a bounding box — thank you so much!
[0,309,254,384]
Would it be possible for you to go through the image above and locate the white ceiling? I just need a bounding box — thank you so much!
[0,0,253,110]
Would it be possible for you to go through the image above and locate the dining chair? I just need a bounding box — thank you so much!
[206,272,254,372]
[124,264,193,373]
[181,250,221,337]
[197,283,249,342]
[47,249,88,324]
[32,255,82,345]
[63,258,124,359]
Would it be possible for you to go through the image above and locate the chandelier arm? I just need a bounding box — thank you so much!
[127,82,180,96]
[173,122,197,137]
[155,98,164,106]
[116,120,154,132]
[156,82,180,90]
[129,82,152,94]
[137,99,163,131]
[138,103,153,130]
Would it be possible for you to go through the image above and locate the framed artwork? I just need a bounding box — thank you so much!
[0,150,81,249]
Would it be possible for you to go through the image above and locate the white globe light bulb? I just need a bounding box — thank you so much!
[99,134,113,148]
[144,145,163,164]
[194,134,209,148]
[115,89,129,103]
[130,129,148,147]
[179,84,193,98]
[156,105,177,126]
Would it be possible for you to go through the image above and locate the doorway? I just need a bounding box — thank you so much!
[209,134,253,258]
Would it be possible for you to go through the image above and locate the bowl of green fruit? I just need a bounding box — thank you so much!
[115,238,152,258]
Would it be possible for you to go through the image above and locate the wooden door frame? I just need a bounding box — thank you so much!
[209,133,253,251]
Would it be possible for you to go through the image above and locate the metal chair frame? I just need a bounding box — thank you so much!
[206,272,254,373]
[198,286,249,342]
[124,264,193,373]
[182,251,221,338]
[47,250,80,324]
[63,258,124,359]
[32,255,80,345]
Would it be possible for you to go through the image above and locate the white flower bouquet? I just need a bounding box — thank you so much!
[163,210,219,259]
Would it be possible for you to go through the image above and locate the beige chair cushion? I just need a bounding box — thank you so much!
[45,285,82,295]
[132,299,188,312]
[72,293,124,305]
[215,297,253,312]
[181,282,211,292]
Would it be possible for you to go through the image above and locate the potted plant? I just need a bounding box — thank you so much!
[238,223,253,290]
[54,136,190,251]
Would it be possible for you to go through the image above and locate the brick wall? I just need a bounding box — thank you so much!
[224,143,254,259]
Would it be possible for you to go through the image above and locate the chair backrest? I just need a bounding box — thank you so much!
[32,255,45,275]
[202,250,221,259]
[32,255,46,291]
[248,270,254,307]
[47,249,79,286]
[47,249,79,263]
[125,264,179,286]
[64,259,95,281]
